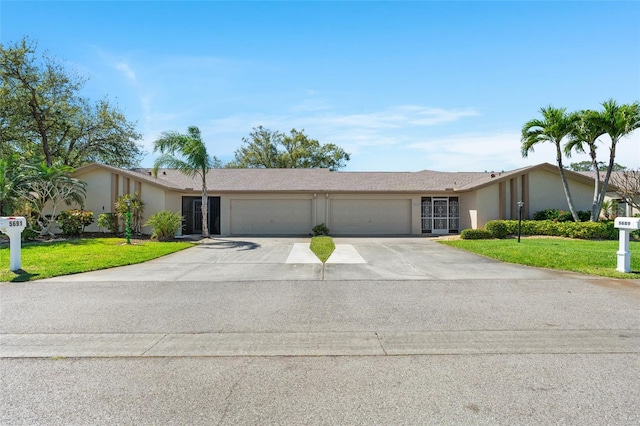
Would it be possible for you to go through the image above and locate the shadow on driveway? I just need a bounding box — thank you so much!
[199,239,261,251]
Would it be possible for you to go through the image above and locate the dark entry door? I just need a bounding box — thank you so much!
[182,196,220,235]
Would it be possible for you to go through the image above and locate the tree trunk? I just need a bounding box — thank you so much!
[201,178,209,238]
[594,142,618,222]
[556,146,580,222]
[589,149,601,222]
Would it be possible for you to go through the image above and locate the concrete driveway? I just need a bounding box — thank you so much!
[42,236,581,282]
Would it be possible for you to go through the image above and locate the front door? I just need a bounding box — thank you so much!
[432,198,449,234]
[421,197,459,234]
[182,196,221,235]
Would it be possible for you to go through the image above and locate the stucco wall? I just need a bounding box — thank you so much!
[75,169,115,232]
[458,192,477,230]
[475,185,499,228]
[528,169,594,215]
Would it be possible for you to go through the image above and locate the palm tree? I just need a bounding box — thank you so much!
[153,126,213,237]
[564,109,606,221]
[592,99,640,220]
[521,106,580,221]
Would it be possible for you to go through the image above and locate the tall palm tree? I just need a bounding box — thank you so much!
[592,99,640,219]
[521,106,580,221]
[565,109,606,221]
[153,126,213,237]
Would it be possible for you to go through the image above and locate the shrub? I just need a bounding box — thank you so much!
[533,208,591,222]
[145,210,183,241]
[97,213,118,233]
[312,223,330,236]
[485,220,509,239]
[460,229,493,240]
[115,192,145,234]
[499,220,616,240]
[56,209,94,237]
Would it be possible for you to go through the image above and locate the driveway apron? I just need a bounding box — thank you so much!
[41,236,578,282]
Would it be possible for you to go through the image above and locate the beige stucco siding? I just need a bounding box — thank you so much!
[528,169,594,215]
[139,184,168,234]
[475,185,499,229]
[458,192,477,230]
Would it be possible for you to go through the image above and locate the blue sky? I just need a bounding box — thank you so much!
[2,1,639,172]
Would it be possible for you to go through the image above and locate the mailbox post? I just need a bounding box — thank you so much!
[614,217,640,273]
[0,217,27,271]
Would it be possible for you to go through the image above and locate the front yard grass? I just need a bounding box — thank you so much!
[310,236,335,263]
[0,238,195,282]
[439,237,640,279]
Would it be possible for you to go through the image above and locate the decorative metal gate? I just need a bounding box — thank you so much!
[421,197,459,234]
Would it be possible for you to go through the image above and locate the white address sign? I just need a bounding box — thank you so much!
[614,217,640,230]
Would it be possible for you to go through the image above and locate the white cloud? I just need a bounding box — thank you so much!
[114,62,136,82]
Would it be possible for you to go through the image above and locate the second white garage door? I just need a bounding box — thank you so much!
[329,199,412,235]
[230,199,313,235]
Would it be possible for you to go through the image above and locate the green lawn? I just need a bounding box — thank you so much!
[439,237,640,279]
[0,238,195,282]
[310,236,335,263]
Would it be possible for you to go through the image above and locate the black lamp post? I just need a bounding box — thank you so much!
[517,201,524,243]
[125,199,132,245]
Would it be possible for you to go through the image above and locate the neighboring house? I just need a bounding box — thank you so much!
[72,162,598,236]
[579,171,640,217]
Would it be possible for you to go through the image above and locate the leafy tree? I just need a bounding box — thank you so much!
[569,161,625,172]
[153,126,214,237]
[17,163,87,236]
[0,37,143,168]
[521,106,580,222]
[0,154,29,215]
[227,126,350,171]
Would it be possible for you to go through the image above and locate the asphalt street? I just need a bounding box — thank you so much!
[1,237,639,424]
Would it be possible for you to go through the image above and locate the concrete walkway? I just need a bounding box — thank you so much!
[285,243,366,264]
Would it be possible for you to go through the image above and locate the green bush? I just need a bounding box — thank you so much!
[145,210,183,241]
[97,213,118,233]
[499,219,616,240]
[532,208,591,222]
[56,209,94,237]
[312,223,330,236]
[115,192,145,234]
[485,220,509,239]
[460,229,493,240]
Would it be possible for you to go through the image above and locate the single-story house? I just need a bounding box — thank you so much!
[71,162,604,236]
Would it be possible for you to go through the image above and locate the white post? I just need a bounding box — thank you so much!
[614,217,640,274]
[0,217,27,272]
[617,229,631,273]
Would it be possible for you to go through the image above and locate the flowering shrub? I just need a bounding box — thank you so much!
[57,209,94,237]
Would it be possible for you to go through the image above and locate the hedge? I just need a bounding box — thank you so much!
[460,229,494,240]
[493,220,617,240]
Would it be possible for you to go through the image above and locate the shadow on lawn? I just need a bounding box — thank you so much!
[10,269,40,282]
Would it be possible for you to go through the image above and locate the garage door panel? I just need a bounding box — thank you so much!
[231,199,312,235]
[330,199,411,235]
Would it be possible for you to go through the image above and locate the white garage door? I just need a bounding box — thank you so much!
[330,199,412,235]
[230,199,313,235]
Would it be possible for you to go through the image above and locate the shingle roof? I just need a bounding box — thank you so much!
[76,162,597,194]
[126,163,561,193]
